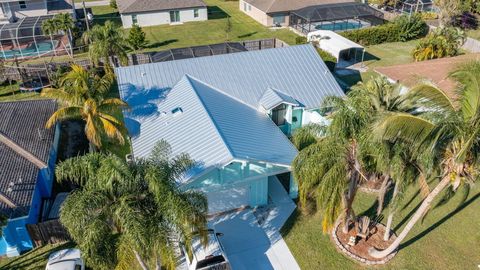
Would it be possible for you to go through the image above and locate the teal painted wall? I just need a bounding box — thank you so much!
[291,109,303,131]
[250,176,268,206]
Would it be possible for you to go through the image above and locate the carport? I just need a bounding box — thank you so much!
[307,29,365,69]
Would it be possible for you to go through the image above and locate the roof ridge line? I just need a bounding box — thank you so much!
[265,0,280,13]
[0,190,17,208]
[0,131,47,169]
[182,75,236,161]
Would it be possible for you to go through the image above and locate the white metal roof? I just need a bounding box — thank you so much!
[124,75,298,180]
[116,44,343,110]
[259,87,301,111]
[307,30,363,61]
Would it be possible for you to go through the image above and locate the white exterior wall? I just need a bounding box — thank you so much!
[121,7,207,28]
[302,109,330,126]
[8,0,48,19]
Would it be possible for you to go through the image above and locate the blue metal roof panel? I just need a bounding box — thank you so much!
[116,44,344,110]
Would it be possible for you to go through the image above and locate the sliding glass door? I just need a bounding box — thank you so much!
[170,10,180,23]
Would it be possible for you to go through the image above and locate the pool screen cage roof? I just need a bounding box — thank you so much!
[0,15,72,59]
[290,2,385,33]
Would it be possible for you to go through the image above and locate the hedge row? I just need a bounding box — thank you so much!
[341,15,428,46]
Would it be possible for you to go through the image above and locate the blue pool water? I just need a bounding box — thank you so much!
[1,40,58,59]
[315,22,364,32]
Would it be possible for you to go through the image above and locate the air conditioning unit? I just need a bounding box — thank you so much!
[125,154,134,163]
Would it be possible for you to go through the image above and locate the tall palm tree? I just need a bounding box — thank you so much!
[292,77,425,234]
[370,62,480,258]
[82,20,128,73]
[41,64,127,148]
[56,141,208,270]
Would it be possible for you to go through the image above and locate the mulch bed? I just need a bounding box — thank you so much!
[332,221,398,264]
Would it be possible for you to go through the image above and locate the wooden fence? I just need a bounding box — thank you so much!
[26,219,71,248]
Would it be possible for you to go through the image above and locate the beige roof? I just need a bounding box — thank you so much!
[375,54,480,98]
[117,0,206,14]
[244,0,354,13]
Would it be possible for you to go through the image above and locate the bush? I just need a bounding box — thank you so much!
[127,24,148,51]
[316,48,336,71]
[296,36,307,44]
[341,14,428,46]
[412,27,466,61]
[110,0,117,9]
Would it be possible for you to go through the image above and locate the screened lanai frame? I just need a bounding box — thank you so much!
[399,0,434,15]
[0,15,71,60]
[290,2,385,34]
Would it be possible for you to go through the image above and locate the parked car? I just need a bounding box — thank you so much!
[183,229,231,270]
[45,248,85,270]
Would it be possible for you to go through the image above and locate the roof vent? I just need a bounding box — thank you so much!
[171,107,183,117]
[141,72,147,77]
[159,111,167,117]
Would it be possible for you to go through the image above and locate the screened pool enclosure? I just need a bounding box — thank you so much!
[290,2,385,34]
[0,15,72,60]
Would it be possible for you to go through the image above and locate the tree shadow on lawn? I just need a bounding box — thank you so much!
[146,39,179,49]
[237,32,258,38]
[399,193,480,250]
[208,6,229,20]
[0,242,74,270]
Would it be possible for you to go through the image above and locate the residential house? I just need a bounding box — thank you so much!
[375,53,480,98]
[117,0,208,28]
[115,44,344,213]
[0,100,60,257]
[0,0,74,24]
[239,0,355,26]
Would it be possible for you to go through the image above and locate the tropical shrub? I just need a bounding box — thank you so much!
[341,14,427,45]
[412,27,466,61]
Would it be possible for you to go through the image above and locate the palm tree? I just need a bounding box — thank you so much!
[82,20,128,73]
[56,141,208,270]
[370,62,480,258]
[412,27,466,61]
[292,77,425,234]
[41,64,127,148]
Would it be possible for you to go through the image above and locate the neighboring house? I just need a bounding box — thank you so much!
[0,0,74,24]
[375,54,480,98]
[0,100,60,257]
[117,0,208,28]
[115,44,344,213]
[239,0,355,26]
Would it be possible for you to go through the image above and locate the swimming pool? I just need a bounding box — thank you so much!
[315,21,366,32]
[1,40,58,59]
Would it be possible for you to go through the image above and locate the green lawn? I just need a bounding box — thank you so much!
[335,39,420,88]
[0,242,75,270]
[0,82,43,102]
[91,0,300,51]
[283,183,480,270]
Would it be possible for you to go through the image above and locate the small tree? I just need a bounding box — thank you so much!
[435,0,461,27]
[127,24,148,51]
[225,16,232,40]
[110,0,117,9]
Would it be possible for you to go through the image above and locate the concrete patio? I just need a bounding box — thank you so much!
[209,176,300,270]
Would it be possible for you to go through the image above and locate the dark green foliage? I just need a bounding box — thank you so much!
[296,36,308,44]
[316,48,336,71]
[127,24,148,50]
[341,14,428,46]
[110,0,117,9]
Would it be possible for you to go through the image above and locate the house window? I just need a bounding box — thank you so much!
[273,15,285,25]
[271,104,287,126]
[194,8,199,18]
[131,14,138,25]
[243,2,247,11]
[19,1,26,9]
[170,10,180,22]
[248,4,251,11]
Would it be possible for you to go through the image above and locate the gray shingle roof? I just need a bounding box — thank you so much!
[116,44,344,111]
[123,75,298,183]
[117,0,207,14]
[0,99,57,219]
[244,0,354,13]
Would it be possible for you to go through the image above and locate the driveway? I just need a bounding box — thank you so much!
[210,177,300,270]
